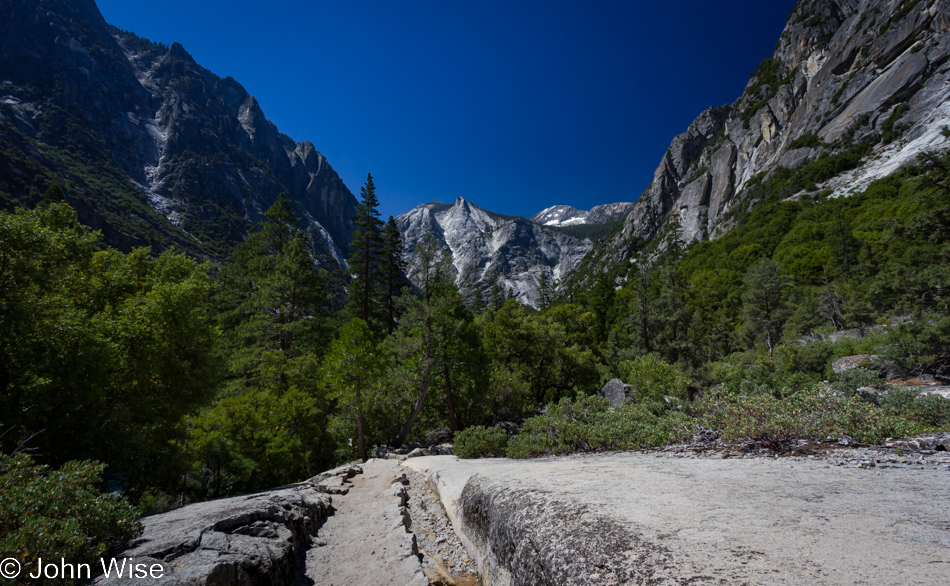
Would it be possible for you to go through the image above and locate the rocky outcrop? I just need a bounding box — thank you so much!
[298,460,429,586]
[405,451,950,585]
[96,462,434,586]
[397,198,593,307]
[884,431,950,452]
[96,481,335,585]
[457,476,672,586]
[0,0,356,263]
[577,0,950,280]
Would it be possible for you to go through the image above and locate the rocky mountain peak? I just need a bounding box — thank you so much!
[397,199,592,307]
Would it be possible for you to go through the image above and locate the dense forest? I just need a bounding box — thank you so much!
[2,147,950,577]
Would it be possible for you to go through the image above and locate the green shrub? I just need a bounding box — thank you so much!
[777,341,835,375]
[617,355,689,402]
[831,330,890,359]
[454,426,510,459]
[699,386,917,446]
[506,396,691,459]
[832,367,886,396]
[788,133,824,150]
[0,454,142,583]
[829,368,950,430]
[709,359,818,398]
[877,387,950,429]
[884,315,950,374]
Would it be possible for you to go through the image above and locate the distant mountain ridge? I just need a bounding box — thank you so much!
[0,0,357,263]
[531,202,634,228]
[397,198,594,308]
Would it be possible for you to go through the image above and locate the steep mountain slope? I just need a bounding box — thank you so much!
[0,0,356,263]
[397,198,591,307]
[576,0,950,280]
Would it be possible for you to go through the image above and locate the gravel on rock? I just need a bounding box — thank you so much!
[403,467,481,585]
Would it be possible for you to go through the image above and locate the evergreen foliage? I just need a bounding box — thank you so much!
[454,426,509,459]
[348,174,385,332]
[322,319,382,462]
[381,216,408,335]
[192,194,332,494]
[0,203,218,490]
[740,258,794,359]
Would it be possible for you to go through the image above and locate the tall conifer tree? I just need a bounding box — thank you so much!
[382,216,408,335]
[348,174,385,331]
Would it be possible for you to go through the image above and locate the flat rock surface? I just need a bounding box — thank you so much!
[299,459,428,586]
[405,452,950,585]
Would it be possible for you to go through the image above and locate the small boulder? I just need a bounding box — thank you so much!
[427,443,454,456]
[424,427,454,447]
[831,355,902,379]
[598,378,632,408]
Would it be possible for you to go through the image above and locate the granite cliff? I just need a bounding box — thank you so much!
[0,0,357,262]
[576,0,950,280]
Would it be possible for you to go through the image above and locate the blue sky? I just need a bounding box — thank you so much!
[96,0,798,220]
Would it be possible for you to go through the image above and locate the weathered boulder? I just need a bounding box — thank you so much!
[425,427,454,447]
[831,354,903,379]
[308,463,361,484]
[597,378,632,408]
[96,485,332,585]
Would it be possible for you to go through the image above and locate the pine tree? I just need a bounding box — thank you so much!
[627,262,656,355]
[381,216,408,335]
[41,184,65,205]
[390,234,458,446]
[741,258,793,360]
[348,173,385,332]
[218,193,328,361]
[322,318,381,462]
[489,277,505,311]
[202,194,333,491]
[537,271,556,311]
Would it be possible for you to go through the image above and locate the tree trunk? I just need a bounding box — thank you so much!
[356,387,367,462]
[393,335,433,448]
[443,360,459,432]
